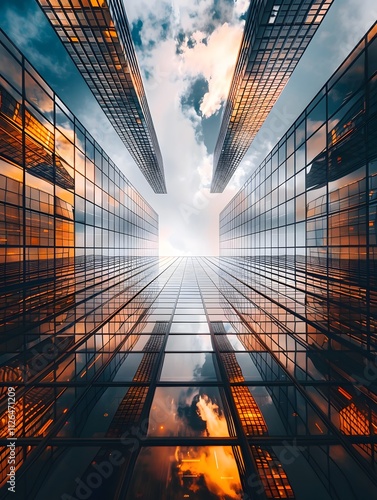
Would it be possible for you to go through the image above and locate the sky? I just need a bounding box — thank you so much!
[0,0,377,255]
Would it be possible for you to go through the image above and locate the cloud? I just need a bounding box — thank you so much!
[121,0,247,255]
[159,227,192,256]
[335,0,377,58]
[3,6,69,77]
[234,0,250,17]
[179,23,244,117]
[127,0,245,121]
[197,154,213,188]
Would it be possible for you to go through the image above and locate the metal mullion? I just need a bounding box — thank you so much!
[21,46,27,462]
[210,256,376,357]
[2,435,377,447]
[1,255,159,340]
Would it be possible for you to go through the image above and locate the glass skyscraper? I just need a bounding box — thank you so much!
[211,0,334,193]
[36,0,167,194]
[1,255,377,498]
[1,3,377,500]
[220,18,377,495]
[0,20,158,410]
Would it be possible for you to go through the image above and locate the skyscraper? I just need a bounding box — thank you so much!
[36,0,167,193]
[219,18,377,494]
[211,0,334,193]
[1,4,377,500]
[0,24,160,495]
[0,26,158,352]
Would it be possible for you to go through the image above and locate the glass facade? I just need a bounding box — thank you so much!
[211,0,334,193]
[219,19,377,492]
[1,257,376,499]
[0,26,158,355]
[36,0,167,193]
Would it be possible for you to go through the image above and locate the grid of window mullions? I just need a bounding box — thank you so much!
[3,256,376,498]
[0,26,159,369]
[211,0,334,192]
[219,24,377,358]
[38,0,166,193]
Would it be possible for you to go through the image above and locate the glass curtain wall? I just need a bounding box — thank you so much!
[0,27,158,494]
[2,258,375,499]
[211,0,334,192]
[219,20,377,489]
[35,0,167,193]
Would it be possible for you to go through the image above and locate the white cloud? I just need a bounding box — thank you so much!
[336,0,377,58]
[179,23,244,117]
[127,0,245,121]
[122,0,245,255]
[197,154,213,188]
[233,0,250,17]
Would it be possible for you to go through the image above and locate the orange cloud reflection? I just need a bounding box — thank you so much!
[175,446,243,499]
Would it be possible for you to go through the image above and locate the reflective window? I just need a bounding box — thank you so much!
[160,353,218,381]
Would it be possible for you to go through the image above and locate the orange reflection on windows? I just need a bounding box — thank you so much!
[339,402,375,436]
[89,0,105,7]
[251,446,295,499]
[25,109,54,152]
[175,446,243,499]
[103,29,117,40]
[337,387,352,400]
[0,387,56,487]
[231,385,268,436]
